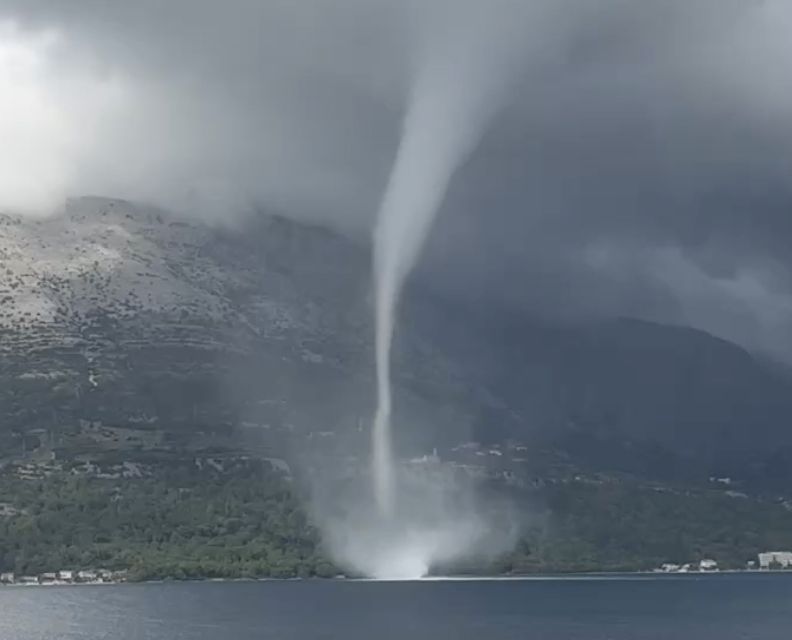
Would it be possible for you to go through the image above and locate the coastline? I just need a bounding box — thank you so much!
[3,568,791,588]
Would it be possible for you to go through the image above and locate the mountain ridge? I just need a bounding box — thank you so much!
[1,197,791,490]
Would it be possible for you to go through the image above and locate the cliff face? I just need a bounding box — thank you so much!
[2,197,792,488]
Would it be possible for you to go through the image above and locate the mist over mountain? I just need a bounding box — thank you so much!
[4,1,792,363]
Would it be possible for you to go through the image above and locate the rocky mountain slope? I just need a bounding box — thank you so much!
[0,197,478,454]
[423,310,792,488]
[2,197,792,489]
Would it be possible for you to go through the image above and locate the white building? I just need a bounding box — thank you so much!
[759,551,792,569]
[408,449,440,465]
[699,559,718,571]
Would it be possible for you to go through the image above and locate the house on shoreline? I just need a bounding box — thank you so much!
[0,568,127,586]
[759,551,792,570]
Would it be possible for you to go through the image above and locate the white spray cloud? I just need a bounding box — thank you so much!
[308,463,523,580]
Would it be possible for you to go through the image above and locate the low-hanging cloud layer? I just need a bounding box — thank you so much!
[3,0,792,357]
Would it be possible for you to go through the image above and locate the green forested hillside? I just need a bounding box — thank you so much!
[1,454,791,579]
[0,457,335,580]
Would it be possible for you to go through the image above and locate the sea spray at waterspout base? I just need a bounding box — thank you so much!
[370,1,535,522]
[308,462,522,580]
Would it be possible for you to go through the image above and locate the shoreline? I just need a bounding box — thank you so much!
[3,569,791,588]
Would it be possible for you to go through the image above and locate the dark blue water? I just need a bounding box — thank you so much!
[0,574,790,639]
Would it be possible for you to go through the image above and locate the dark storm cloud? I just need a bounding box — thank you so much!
[3,0,792,356]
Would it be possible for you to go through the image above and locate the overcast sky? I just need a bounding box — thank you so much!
[3,0,792,358]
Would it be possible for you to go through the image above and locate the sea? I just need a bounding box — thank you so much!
[0,574,790,639]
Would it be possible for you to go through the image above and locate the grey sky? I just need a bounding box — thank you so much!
[2,0,792,357]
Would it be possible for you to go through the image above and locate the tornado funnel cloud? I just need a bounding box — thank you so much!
[302,0,539,579]
[372,99,464,518]
[369,1,532,537]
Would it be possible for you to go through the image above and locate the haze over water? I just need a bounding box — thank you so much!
[1,575,791,640]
